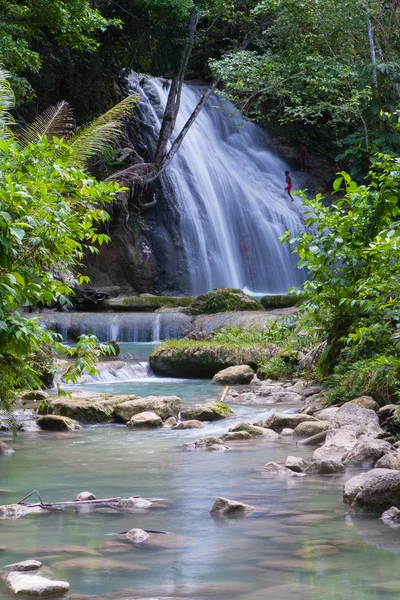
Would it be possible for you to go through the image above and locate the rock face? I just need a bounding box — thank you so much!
[37,415,82,432]
[285,456,308,473]
[0,441,15,455]
[343,468,400,513]
[5,572,70,596]
[190,289,263,315]
[183,436,229,452]
[293,420,329,439]
[127,411,163,428]
[265,413,318,433]
[181,402,235,422]
[312,404,384,464]
[212,365,255,385]
[210,497,254,516]
[172,420,203,430]
[114,396,181,422]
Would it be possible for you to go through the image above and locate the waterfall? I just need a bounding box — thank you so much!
[130,74,307,296]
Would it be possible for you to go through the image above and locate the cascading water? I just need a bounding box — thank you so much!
[130,74,307,295]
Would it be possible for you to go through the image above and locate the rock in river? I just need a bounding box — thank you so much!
[115,396,181,422]
[0,441,14,455]
[212,365,255,385]
[285,456,308,473]
[3,560,42,572]
[0,504,45,520]
[183,436,229,452]
[5,572,69,596]
[181,401,235,422]
[262,462,303,477]
[344,468,400,514]
[75,492,96,501]
[37,415,82,432]
[127,411,163,428]
[210,497,254,516]
[293,420,329,439]
[265,413,318,433]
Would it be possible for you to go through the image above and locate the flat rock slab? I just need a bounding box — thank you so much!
[6,572,70,596]
[3,560,42,572]
[0,504,45,520]
[37,415,82,432]
[115,396,181,422]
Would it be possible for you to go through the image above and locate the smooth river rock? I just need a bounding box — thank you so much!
[212,365,255,385]
[127,411,163,428]
[347,396,379,412]
[6,572,70,596]
[183,436,229,452]
[75,492,96,501]
[344,468,400,513]
[2,560,42,572]
[181,402,235,422]
[210,497,254,516]
[121,528,150,544]
[0,504,45,520]
[265,413,318,433]
[0,441,14,455]
[342,438,391,467]
[293,420,329,439]
[172,420,204,430]
[285,456,308,473]
[262,462,303,477]
[229,422,279,439]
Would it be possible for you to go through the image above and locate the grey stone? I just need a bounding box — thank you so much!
[212,365,255,385]
[163,417,177,427]
[127,411,163,428]
[262,462,303,477]
[3,560,42,572]
[210,497,254,516]
[220,431,252,441]
[183,436,229,452]
[21,390,50,401]
[285,456,308,473]
[181,402,235,422]
[229,422,279,439]
[6,572,70,596]
[281,428,294,436]
[343,468,400,513]
[315,407,339,422]
[347,396,379,412]
[0,504,44,520]
[382,506,400,523]
[342,438,390,467]
[293,420,329,439]
[172,420,203,430]
[115,396,181,422]
[375,453,400,470]
[37,415,82,432]
[265,413,318,433]
[0,442,14,455]
[121,528,150,544]
[75,492,96,501]
[306,459,345,474]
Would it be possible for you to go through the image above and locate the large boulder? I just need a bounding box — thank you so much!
[375,453,400,470]
[312,404,383,463]
[210,497,254,516]
[114,396,181,422]
[37,415,82,432]
[181,401,235,422]
[315,407,339,422]
[212,365,255,385]
[306,459,345,474]
[150,342,275,378]
[265,413,318,433]
[39,392,132,423]
[344,469,400,514]
[342,438,391,467]
[5,572,70,596]
[190,288,263,315]
[127,411,163,428]
[293,421,329,439]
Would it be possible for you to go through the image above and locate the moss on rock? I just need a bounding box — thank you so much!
[260,294,300,309]
[190,289,263,315]
[102,295,193,311]
[149,340,276,378]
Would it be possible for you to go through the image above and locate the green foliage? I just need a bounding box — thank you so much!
[212,321,294,346]
[0,0,120,102]
[282,156,400,380]
[257,356,295,380]
[0,66,135,405]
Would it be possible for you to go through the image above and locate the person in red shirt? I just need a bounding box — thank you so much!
[285,171,294,201]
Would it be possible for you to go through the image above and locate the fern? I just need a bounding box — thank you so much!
[16,101,76,148]
[0,68,15,139]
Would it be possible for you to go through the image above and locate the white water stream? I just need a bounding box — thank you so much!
[131,75,307,295]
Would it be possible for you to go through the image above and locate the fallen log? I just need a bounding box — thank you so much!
[297,431,328,446]
[16,490,162,510]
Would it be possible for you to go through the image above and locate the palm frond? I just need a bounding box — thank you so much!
[65,95,138,168]
[16,101,76,148]
[0,67,15,139]
[0,402,17,439]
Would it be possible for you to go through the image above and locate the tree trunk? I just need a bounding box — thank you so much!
[366,6,379,99]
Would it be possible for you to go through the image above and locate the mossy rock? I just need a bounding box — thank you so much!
[260,294,300,309]
[102,295,193,312]
[190,289,263,315]
[150,341,276,378]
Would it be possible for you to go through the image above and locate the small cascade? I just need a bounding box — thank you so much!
[40,311,192,342]
[55,361,152,385]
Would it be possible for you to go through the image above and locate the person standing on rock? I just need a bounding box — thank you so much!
[284,171,294,202]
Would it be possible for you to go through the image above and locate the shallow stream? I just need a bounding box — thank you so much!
[1,344,400,600]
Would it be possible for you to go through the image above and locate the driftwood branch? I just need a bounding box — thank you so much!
[17,491,161,510]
